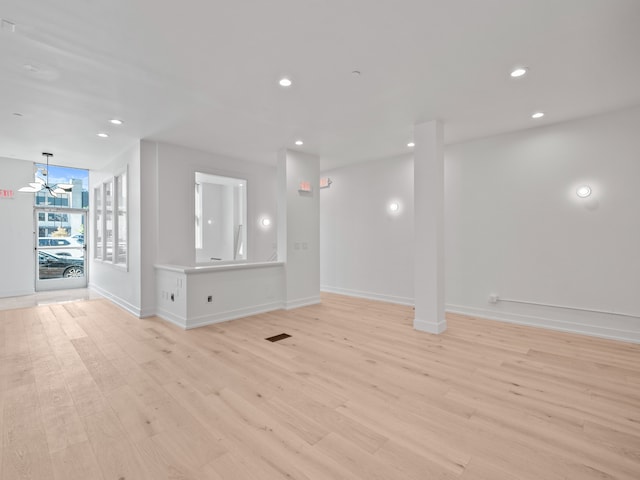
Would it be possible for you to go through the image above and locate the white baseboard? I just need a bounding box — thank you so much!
[413,317,447,334]
[0,288,35,299]
[185,301,285,330]
[447,304,640,344]
[321,285,413,306]
[284,295,321,310]
[89,284,142,318]
[154,308,187,329]
[139,308,156,319]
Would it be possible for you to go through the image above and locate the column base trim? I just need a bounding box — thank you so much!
[414,317,447,334]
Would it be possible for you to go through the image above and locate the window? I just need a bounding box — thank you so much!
[115,171,127,265]
[32,164,89,209]
[46,213,69,222]
[104,180,113,262]
[194,172,247,263]
[94,186,103,260]
[94,169,127,268]
[38,212,45,221]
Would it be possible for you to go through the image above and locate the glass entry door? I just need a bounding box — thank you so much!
[35,209,87,291]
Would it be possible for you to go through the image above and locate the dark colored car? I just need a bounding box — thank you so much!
[38,251,84,279]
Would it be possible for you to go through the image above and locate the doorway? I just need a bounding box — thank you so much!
[35,208,87,291]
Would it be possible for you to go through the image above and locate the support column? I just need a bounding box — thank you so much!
[413,120,446,333]
[277,149,320,309]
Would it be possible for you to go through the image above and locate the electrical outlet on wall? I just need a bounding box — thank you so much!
[488,294,499,304]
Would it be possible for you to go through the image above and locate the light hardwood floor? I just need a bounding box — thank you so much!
[1,293,639,479]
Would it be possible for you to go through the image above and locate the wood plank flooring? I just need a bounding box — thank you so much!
[1,293,639,479]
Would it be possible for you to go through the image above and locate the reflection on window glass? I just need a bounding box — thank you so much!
[95,170,128,268]
[104,180,113,262]
[116,172,127,265]
[33,164,89,209]
[195,183,202,249]
[94,186,103,260]
[46,213,69,222]
[194,172,247,263]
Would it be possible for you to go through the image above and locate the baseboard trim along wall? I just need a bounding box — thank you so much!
[321,288,640,343]
[413,317,448,334]
[186,301,285,329]
[154,308,186,328]
[89,284,142,318]
[447,304,640,344]
[284,296,321,310]
[0,288,35,299]
[321,286,414,306]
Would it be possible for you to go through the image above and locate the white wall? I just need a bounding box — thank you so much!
[320,106,640,342]
[320,154,415,305]
[278,149,321,308]
[92,140,278,319]
[446,106,640,341]
[0,157,37,297]
[150,141,277,266]
[89,143,143,315]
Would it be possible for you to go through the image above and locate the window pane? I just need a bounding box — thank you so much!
[94,186,103,260]
[116,172,127,265]
[33,163,89,209]
[104,181,113,262]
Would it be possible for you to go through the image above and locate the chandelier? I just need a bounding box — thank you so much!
[18,152,73,197]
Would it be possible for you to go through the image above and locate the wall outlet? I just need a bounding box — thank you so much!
[207,295,213,303]
[488,294,499,304]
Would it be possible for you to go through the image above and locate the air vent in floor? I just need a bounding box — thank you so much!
[265,333,291,342]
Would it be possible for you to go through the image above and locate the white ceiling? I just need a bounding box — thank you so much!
[1,0,639,171]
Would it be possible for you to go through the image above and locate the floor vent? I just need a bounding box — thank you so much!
[266,333,291,342]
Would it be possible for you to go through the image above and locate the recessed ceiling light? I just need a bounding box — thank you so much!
[279,77,292,87]
[510,67,528,78]
[295,140,303,146]
[407,142,415,148]
[97,132,109,138]
[576,185,592,198]
[109,119,123,125]
[531,112,545,119]
[352,70,361,77]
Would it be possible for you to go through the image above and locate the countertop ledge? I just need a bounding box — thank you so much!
[154,261,284,274]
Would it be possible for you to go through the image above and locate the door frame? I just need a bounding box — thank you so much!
[34,207,89,291]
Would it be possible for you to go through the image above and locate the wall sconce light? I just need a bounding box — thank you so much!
[261,218,271,227]
[576,185,592,198]
[389,202,400,212]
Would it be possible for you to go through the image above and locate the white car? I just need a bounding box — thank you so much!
[38,237,84,258]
